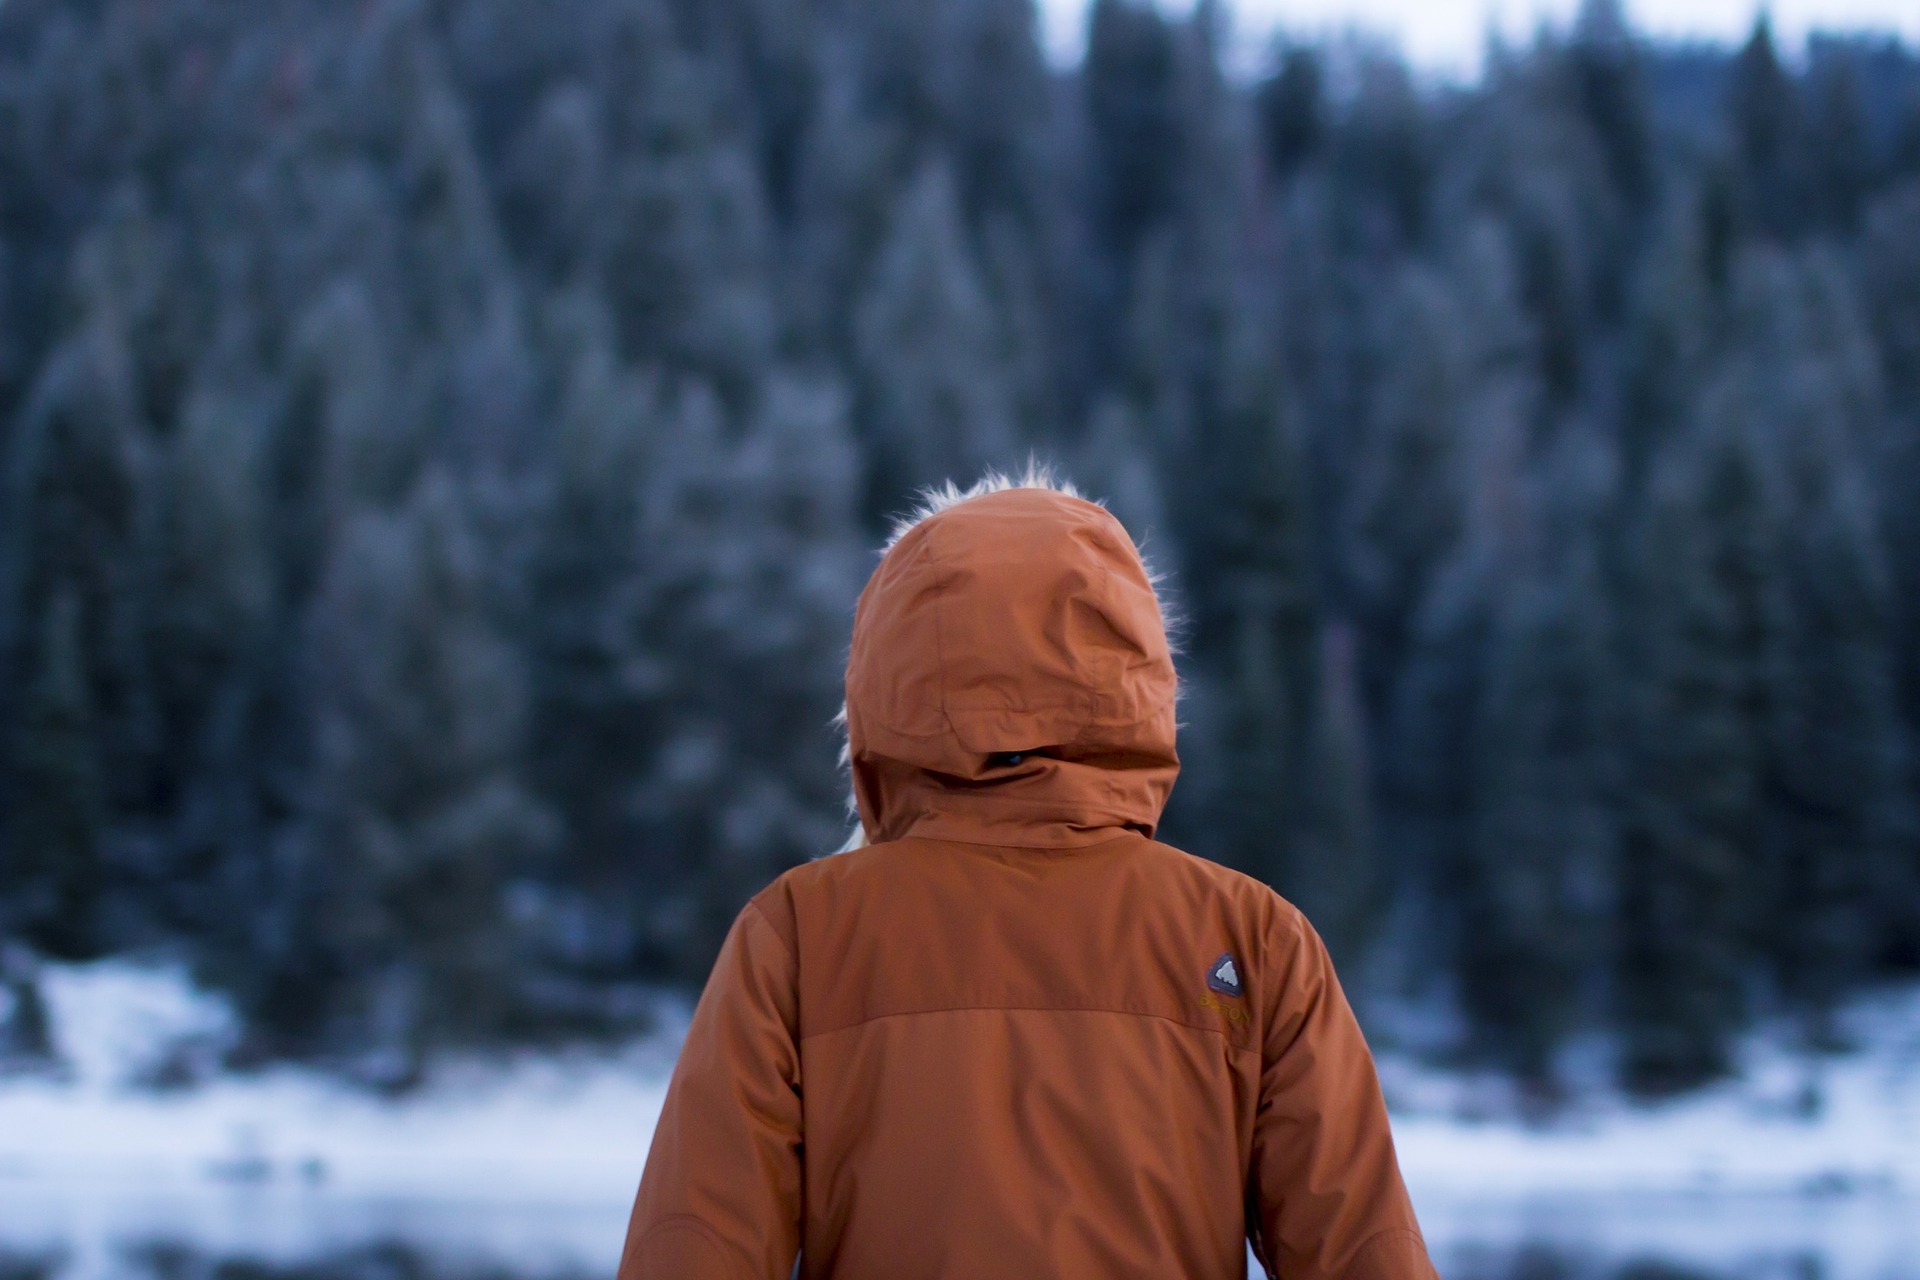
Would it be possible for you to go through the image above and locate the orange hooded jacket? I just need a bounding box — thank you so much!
[619,484,1438,1280]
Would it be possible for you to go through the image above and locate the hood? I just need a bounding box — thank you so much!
[845,486,1179,847]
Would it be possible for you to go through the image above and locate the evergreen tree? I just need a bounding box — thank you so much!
[931,0,1053,224]
[4,589,108,961]
[656,369,866,951]
[1729,16,1807,239]
[1378,541,1497,1008]
[142,341,279,940]
[526,284,863,987]
[1083,0,1181,264]
[1342,264,1471,719]
[249,474,554,1080]
[595,2,777,402]
[1292,619,1380,962]
[520,296,679,994]
[1328,56,1434,252]
[1863,183,1920,422]
[1731,249,1907,1022]
[1804,58,1874,234]
[853,161,1018,513]
[1620,183,1725,488]
[1255,45,1325,183]
[0,204,164,957]
[1459,434,1618,1085]
[1615,388,1781,1094]
[1163,301,1307,840]
[1859,190,1920,961]
[1568,0,1655,214]
[1891,92,1920,183]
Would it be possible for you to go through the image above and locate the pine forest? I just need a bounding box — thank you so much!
[2,0,1919,1098]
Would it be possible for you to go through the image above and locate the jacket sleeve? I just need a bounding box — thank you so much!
[618,901,803,1280]
[1247,908,1437,1280]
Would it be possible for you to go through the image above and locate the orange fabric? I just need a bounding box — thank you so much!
[620,489,1438,1280]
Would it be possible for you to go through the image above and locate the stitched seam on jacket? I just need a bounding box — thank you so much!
[799,1003,1259,1054]
[633,1216,747,1280]
[1348,1227,1428,1278]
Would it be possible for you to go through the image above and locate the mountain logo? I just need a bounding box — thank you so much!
[1206,952,1243,998]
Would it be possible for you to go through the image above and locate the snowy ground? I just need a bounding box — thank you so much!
[1387,984,1920,1197]
[2,963,1918,1278]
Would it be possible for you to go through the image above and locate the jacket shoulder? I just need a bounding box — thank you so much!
[1130,840,1326,987]
[1138,838,1305,924]
[745,847,888,954]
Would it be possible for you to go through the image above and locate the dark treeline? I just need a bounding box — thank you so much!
[1,0,1917,1095]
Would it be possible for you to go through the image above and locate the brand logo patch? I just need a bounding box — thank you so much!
[1206,952,1243,998]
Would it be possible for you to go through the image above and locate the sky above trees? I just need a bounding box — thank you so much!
[1039,0,1920,75]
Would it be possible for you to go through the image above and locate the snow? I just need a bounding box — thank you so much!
[1382,985,1920,1199]
[0,964,679,1275]
[1385,987,1920,1277]
[3,962,1919,1277]
[0,964,682,1204]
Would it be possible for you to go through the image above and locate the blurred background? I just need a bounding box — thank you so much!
[0,0,1917,1276]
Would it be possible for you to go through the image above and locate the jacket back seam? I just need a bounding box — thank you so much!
[798,1003,1259,1054]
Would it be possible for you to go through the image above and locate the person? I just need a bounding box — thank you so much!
[618,472,1439,1280]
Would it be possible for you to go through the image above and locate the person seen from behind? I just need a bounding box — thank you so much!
[619,470,1440,1279]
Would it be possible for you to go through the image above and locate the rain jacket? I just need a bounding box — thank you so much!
[619,486,1438,1280]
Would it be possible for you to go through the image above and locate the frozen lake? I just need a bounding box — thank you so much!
[0,1184,1916,1280]
[5,964,1918,1280]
